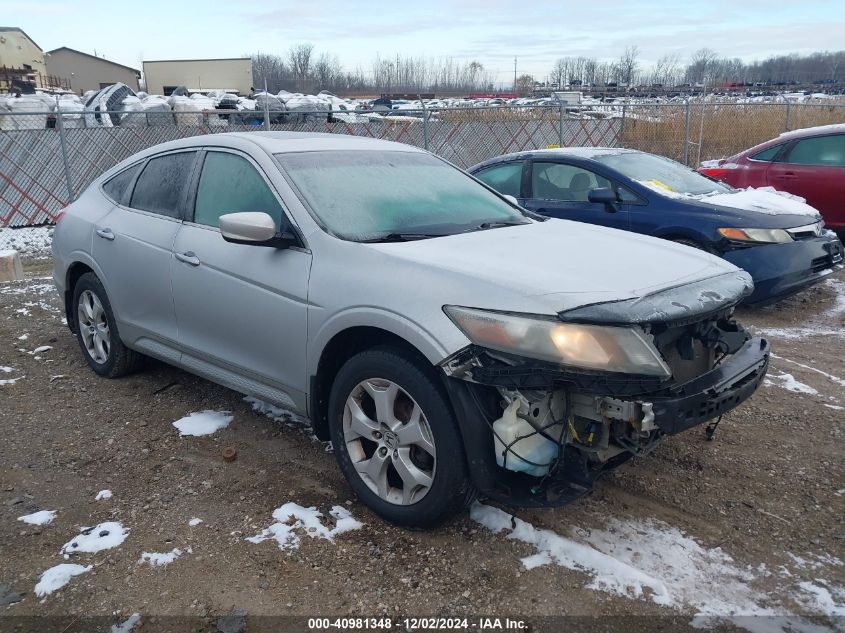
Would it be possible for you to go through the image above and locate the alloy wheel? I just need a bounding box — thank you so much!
[343,378,436,505]
[77,289,111,364]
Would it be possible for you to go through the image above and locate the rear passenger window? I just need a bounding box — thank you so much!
[474,162,523,198]
[130,152,197,218]
[786,135,845,167]
[102,164,141,205]
[750,145,783,162]
[193,152,283,229]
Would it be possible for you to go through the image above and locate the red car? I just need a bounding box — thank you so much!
[698,124,845,233]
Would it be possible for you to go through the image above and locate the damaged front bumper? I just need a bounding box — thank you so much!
[440,327,769,508]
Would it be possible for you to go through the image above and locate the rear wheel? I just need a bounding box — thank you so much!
[72,273,143,378]
[328,347,473,527]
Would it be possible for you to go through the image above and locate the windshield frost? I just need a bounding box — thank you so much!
[595,152,732,196]
[276,151,528,241]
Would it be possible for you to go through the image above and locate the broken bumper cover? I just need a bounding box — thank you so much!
[648,336,769,435]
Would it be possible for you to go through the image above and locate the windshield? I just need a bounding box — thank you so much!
[594,152,732,196]
[275,151,529,241]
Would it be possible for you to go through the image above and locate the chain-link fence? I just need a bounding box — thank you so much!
[1,101,843,228]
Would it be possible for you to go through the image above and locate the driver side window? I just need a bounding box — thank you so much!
[531,162,610,202]
[194,152,284,229]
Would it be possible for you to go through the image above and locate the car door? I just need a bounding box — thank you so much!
[521,161,629,230]
[767,134,845,228]
[170,148,311,407]
[92,151,198,357]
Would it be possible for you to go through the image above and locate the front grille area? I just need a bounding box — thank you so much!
[811,256,831,273]
[787,221,823,241]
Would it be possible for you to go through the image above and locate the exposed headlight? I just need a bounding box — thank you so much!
[444,306,671,377]
[718,227,793,243]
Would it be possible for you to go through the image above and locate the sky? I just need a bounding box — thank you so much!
[7,0,844,83]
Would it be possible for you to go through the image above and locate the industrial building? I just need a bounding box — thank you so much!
[142,58,252,96]
[45,47,140,94]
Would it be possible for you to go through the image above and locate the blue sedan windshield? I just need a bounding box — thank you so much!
[595,152,732,196]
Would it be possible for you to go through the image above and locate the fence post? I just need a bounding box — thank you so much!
[263,97,270,131]
[55,97,75,203]
[682,99,691,166]
[619,104,627,146]
[559,103,564,146]
[785,101,792,132]
[421,101,429,150]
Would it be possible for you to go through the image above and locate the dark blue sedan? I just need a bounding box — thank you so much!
[470,148,843,305]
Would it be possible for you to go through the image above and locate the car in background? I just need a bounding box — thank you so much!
[697,124,845,233]
[470,148,843,305]
[53,133,768,527]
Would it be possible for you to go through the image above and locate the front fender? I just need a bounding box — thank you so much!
[306,306,468,379]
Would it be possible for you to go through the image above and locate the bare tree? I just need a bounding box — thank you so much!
[617,45,640,85]
[686,48,719,84]
[288,43,315,91]
[515,74,535,96]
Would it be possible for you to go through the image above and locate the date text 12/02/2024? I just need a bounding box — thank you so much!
[308,617,528,630]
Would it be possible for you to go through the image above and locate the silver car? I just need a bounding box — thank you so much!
[52,132,769,527]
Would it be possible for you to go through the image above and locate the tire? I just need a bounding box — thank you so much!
[72,272,143,378]
[327,346,473,528]
[671,237,716,254]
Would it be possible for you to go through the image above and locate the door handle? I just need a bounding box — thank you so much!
[774,172,797,180]
[175,251,200,266]
[95,228,114,240]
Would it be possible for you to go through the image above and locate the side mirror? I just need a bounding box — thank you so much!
[219,212,296,248]
[587,187,620,213]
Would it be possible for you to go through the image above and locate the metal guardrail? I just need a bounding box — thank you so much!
[1,101,843,228]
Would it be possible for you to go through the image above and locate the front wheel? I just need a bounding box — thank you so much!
[327,347,473,527]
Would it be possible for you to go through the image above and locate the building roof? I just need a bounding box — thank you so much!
[45,47,140,75]
[143,57,251,65]
[0,27,41,51]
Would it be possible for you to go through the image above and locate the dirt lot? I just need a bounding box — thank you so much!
[1,258,843,633]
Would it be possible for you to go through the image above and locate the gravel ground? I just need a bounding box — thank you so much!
[0,259,843,633]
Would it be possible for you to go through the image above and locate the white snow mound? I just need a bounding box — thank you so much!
[138,547,184,567]
[18,510,57,525]
[61,521,128,555]
[173,410,233,436]
[34,563,91,597]
[247,502,362,550]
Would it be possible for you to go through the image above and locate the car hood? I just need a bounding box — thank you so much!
[368,220,750,315]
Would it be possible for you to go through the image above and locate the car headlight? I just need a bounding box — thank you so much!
[444,306,671,377]
[718,228,793,243]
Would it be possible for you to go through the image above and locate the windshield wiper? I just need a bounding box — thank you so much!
[464,220,527,233]
[359,232,446,243]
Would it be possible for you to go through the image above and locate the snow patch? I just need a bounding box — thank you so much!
[247,503,362,550]
[32,345,52,354]
[795,581,845,617]
[61,521,128,556]
[0,226,52,256]
[188,518,203,527]
[639,181,821,217]
[95,489,113,500]
[764,372,818,395]
[110,613,141,633]
[172,410,233,436]
[138,547,185,567]
[34,563,91,597]
[0,366,12,373]
[0,375,24,385]
[17,510,57,525]
[771,354,845,388]
[470,503,845,630]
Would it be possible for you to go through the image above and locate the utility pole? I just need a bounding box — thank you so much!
[513,57,517,93]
